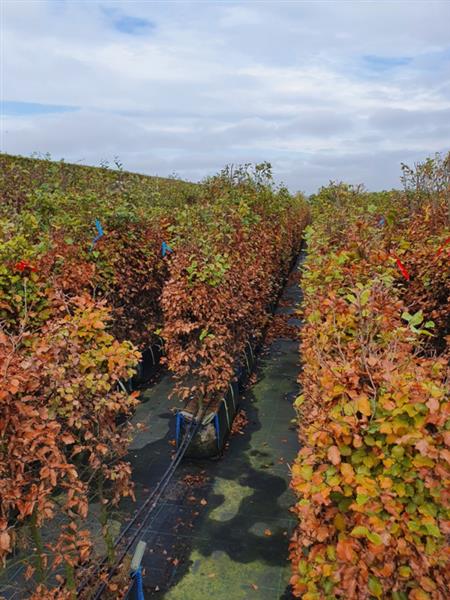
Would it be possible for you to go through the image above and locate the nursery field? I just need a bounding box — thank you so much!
[0,152,449,600]
[0,154,308,599]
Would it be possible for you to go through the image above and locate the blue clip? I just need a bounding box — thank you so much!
[377,216,386,227]
[161,241,173,257]
[90,219,104,251]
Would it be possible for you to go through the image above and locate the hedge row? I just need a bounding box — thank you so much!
[290,155,449,600]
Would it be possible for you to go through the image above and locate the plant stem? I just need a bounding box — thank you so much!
[98,472,115,565]
[64,561,76,599]
[30,506,46,583]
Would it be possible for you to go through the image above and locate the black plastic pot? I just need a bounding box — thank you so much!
[175,338,256,458]
[120,336,164,393]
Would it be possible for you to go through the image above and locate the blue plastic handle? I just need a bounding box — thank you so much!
[132,566,145,600]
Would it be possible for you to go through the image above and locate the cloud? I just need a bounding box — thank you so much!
[369,107,450,137]
[2,0,450,193]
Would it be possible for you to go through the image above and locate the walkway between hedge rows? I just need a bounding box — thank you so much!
[126,252,305,599]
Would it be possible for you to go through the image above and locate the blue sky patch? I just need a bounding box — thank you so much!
[2,101,77,116]
[112,14,155,35]
[363,54,412,71]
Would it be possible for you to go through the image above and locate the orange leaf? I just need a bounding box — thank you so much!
[379,476,392,490]
[357,395,371,417]
[0,531,11,552]
[336,538,356,562]
[340,463,355,483]
[327,445,341,465]
[426,397,439,413]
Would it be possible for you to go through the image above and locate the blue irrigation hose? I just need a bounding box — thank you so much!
[214,414,220,450]
[133,566,145,600]
[175,413,184,448]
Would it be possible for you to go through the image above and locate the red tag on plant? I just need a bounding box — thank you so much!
[396,258,410,280]
[436,236,450,257]
[15,260,37,273]
[392,254,410,281]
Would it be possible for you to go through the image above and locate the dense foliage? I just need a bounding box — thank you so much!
[0,154,307,597]
[162,163,309,406]
[290,154,450,600]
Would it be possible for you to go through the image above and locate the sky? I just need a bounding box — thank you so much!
[1,0,450,194]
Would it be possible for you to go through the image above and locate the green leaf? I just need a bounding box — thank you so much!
[366,531,382,545]
[300,466,313,481]
[360,289,370,306]
[368,575,383,598]
[418,503,437,517]
[337,252,349,265]
[350,526,382,545]
[392,592,408,600]
[297,559,308,575]
[294,394,305,407]
[424,523,441,537]
[409,310,424,328]
[355,494,370,506]
[350,526,369,538]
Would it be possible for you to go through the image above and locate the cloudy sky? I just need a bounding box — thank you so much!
[1,0,450,193]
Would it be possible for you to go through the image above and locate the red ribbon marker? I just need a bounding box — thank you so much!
[391,253,410,281]
[436,236,450,257]
[15,260,37,273]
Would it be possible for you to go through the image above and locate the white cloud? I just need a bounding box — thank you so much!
[2,0,450,193]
